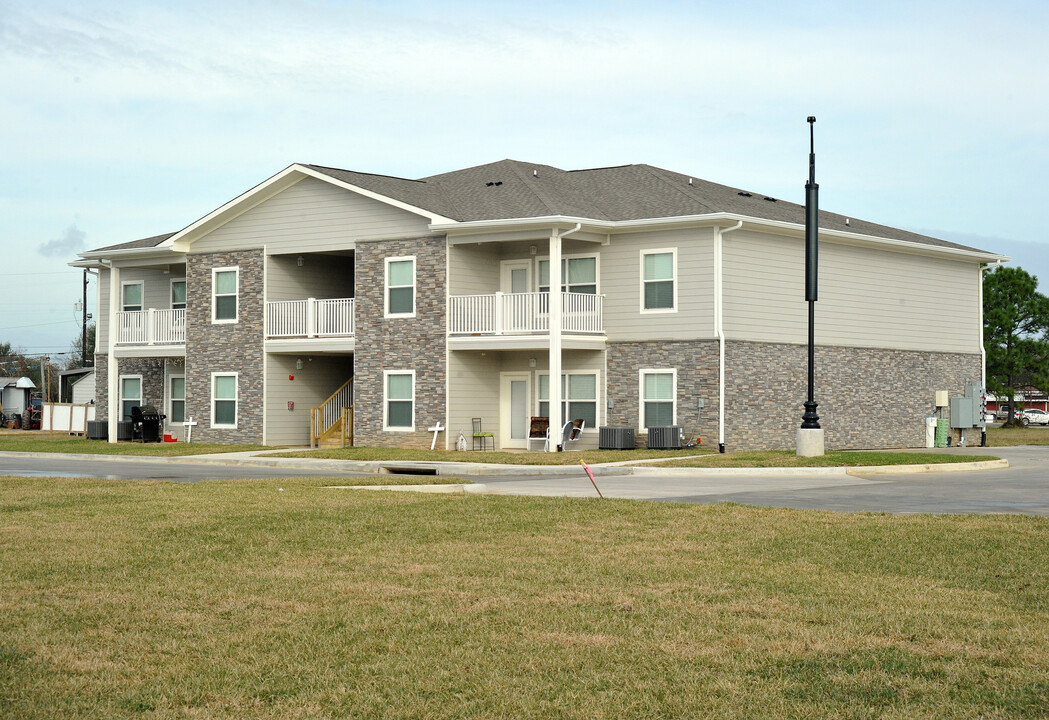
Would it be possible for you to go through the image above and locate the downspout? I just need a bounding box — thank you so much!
[980,259,1001,396]
[715,221,743,453]
[547,222,582,451]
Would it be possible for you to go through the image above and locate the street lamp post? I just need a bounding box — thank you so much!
[797,116,825,456]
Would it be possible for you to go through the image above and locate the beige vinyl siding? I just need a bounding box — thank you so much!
[191,177,430,255]
[97,267,186,348]
[602,227,716,342]
[267,254,354,302]
[723,230,981,353]
[265,354,354,446]
[447,349,603,450]
[448,244,501,296]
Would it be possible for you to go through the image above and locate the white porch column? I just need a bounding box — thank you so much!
[107,264,120,443]
[547,229,562,451]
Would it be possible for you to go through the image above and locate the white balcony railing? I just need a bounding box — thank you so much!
[266,298,355,338]
[116,309,185,345]
[448,292,603,336]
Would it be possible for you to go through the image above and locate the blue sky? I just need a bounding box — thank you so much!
[2,0,1047,356]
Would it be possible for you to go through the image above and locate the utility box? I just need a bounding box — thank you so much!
[935,390,949,408]
[949,383,985,429]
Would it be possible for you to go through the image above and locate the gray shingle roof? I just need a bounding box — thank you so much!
[307,159,986,253]
[93,232,177,253]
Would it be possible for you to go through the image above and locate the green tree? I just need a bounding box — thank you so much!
[983,266,1049,425]
[65,323,96,369]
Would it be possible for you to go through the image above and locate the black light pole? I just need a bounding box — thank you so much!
[801,116,820,431]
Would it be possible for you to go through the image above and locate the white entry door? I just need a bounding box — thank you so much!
[499,372,531,449]
[500,260,533,333]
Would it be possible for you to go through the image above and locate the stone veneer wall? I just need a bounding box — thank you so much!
[353,236,446,448]
[92,354,166,420]
[94,354,108,418]
[724,341,982,451]
[184,250,265,443]
[606,340,719,448]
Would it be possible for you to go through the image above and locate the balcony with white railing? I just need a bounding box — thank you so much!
[116,309,186,346]
[266,298,355,338]
[448,292,603,337]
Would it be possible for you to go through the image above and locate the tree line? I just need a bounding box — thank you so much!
[984,266,1049,425]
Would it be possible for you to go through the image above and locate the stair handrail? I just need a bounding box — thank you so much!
[310,377,353,448]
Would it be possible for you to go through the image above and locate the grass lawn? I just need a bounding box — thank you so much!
[275,445,713,465]
[0,432,269,456]
[2,476,1047,718]
[654,450,996,468]
[986,425,1049,446]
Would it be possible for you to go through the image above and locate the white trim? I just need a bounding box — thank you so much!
[166,164,455,252]
[431,213,1007,264]
[499,372,532,449]
[383,369,416,432]
[170,278,187,310]
[211,372,239,429]
[639,247,677,314]
[639,368,677,430]
[384,256,416,318]
[167,373,186,428]
[212,266,239,324]
[500,258,532,294]
[119,374,143,422]
[537,371,599,430]
[121,280,143,312]
[536,252,600,294]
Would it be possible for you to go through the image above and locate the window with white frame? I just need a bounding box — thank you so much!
[538,256,598,294]
[641,249,676,312]
[640,369,676,429]
[538,372,597,428]
[171,280,187,310]
[384,370,415,430]
[120,375,142,422]
[122,282,143,312]
[211,373,238,428]
[212,267,238,323]
[385,257,415,317]
[169,375,185,425]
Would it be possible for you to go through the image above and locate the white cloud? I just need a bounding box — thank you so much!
[37,223,86,257]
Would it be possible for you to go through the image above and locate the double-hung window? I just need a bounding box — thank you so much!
[538,373,597,428]
[385,257,415,317]
[641,249,676,312]
[120,376,142,422]
[171,280,187,310]
[169,375,185,425]
[122,282,143,312]
[212,268,238,323]
[538,256,597,294]
[384,370,415,430]
[640,369,676,429]
[212,373,237,428]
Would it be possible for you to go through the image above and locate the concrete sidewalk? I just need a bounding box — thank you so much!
[0,448,1008,479]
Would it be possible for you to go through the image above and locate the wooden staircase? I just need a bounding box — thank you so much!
[310,378,353,449]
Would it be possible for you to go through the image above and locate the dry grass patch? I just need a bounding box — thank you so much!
[986,425,1049,446]
[1,476,1047,718]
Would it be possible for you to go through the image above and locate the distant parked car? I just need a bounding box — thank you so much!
[1020,409,1049,426]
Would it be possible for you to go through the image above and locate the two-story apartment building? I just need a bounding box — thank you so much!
[72,160,1004,451]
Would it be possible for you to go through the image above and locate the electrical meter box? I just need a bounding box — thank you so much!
[950,383,985,429]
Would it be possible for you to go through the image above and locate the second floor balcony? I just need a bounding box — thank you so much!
[116,309,185,346]
[266,298,355,338]
[448,292,604,336]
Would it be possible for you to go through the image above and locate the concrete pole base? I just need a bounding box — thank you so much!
[796,427,825,457]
